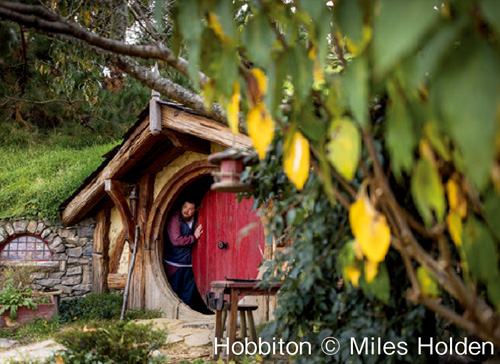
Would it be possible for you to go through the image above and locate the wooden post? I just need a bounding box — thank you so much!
[214,310,224,360]
[128,174,154,310]
[149,63,162,135]
[228,289,239,362]
[121,225,139,320]
[92,209,110,293]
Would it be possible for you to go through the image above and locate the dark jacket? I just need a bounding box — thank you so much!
[163,211,196,265]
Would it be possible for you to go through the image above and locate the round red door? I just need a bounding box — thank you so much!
[192,190,265,301]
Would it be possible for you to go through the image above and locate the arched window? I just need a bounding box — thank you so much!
[0,234,53,261]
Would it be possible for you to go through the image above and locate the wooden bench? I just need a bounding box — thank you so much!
[31,290,62,316]
[220,303,258,343]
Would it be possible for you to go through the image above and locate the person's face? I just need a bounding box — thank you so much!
[181,202,196,221]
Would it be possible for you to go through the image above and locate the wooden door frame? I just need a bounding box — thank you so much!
[144,160,217,312]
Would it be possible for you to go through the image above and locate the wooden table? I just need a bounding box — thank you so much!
[210,280,281,361]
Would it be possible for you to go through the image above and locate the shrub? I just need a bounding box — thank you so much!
[54,320,167,364]
[58,292,122,323]
[58,293,163,323]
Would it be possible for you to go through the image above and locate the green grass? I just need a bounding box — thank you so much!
[0,140,117,220]
[0,317,60,345]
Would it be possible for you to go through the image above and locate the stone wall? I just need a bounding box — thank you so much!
[0,218,95,299]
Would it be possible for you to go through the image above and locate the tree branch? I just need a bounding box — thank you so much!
[4,96,82,105]
[0,1,209,86]
[46,33,228,125]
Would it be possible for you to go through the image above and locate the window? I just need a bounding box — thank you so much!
[0,234,53,261]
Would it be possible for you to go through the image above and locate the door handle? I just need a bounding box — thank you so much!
[218,241,228,250]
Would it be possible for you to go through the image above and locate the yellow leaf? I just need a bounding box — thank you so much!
[446,211,463,247]
[353,240,364,260]
[419,139,435,162]
[308,45,324,83]
[364,260,378,282]
[251,68,268,96]
[345,25,372,56]
[417,266,439,298]
[208,13,229,42]
[446,176,467,218]
[227,82,240,134]
[55,355,65,364]
[4,316,18,327]
[344,267,361,287]
[313,58,324,84]
[326,118,361,181]
[247,103,274,159]
[349,194,391,263]
[283,131,310,190]
[84,10,91,26]
[308,45,316,60]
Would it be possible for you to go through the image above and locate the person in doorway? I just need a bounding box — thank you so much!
[163,199,213,314]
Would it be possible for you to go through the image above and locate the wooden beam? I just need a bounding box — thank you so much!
[61,118,159,226]
[107,273,127,290]
[124,136,184,178]
[141,147,185,176]
[109,230,125,274]
[161,105,252,150]
[92,209,110,294]
[162,129,211,154]
[104,179,135,243]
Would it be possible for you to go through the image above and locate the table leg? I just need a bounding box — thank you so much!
[228,289,238,362]
[214,309,223,360]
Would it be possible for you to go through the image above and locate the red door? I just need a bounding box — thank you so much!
[193,190,265,301]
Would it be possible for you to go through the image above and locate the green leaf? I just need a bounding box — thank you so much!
[487,279,500,312]
[373,0,439,78]
[411,19,465,89]
[213,47,238,98]
[297,102,325,143]
[411,158,445,226]
[417,266,439,298]
[266,52,288,116]
[242,11,276,68]
[342,57,369,127]
[333,0,364,46]
[326,117,361,181]
[177,0,203,87]
[484,190,500,242]
[362,262,390,304]
[463,218,499,283]
[154,0,165,33]
[288,46,313,105]
[480,0,500,38]
[213,0,236,40]
[302,1,331,67]
[386,81,417,179]
[424,121,451,162]
[432,36,500,191]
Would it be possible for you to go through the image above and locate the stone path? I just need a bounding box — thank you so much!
[0,317,215,363]
[0,339,65,363]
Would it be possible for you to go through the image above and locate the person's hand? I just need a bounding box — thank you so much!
[194,224,203,239]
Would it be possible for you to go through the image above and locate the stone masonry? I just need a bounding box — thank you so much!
[0,218,95,299]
